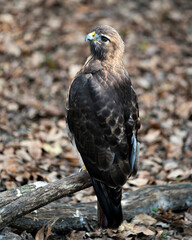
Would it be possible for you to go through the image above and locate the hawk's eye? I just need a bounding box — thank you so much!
[101,36,109,42]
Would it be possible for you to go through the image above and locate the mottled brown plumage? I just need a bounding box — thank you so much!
[67,25,140,228]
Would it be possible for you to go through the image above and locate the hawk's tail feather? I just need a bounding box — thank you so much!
[91,178,123,228]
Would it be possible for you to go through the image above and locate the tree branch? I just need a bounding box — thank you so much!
[11,182,192,234]
[0,181,48,208]
[0,170,91,230]
[0,169,192,233]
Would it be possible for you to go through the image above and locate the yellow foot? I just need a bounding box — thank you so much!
[79,165,86,172]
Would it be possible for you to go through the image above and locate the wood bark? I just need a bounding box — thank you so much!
[11,182,192,234]
[0,169,191,233]
[0,171,91,230]
[0,181,48,208]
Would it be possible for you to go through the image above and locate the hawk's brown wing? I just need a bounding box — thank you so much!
[67,68,139,188]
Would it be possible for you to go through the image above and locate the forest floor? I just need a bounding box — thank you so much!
[0,0,192,239]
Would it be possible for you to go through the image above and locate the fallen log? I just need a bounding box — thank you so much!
[0,169,192,233]
[11,182,192,234]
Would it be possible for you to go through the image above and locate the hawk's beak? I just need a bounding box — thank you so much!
[85,32,95,42]
[85,31,101,44]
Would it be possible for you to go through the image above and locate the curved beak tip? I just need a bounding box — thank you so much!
[85,32,93,42]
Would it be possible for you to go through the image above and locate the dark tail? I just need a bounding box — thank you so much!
[91,178,123,228]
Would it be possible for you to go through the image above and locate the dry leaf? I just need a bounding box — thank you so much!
[170,135,183,146]
[6,102,19,111]
[3,158,22,176]
[118,221,135,232]
[167,169,184,180]
[28,141,42,160]
[138,171,150,178]
[176,101,192,119]
[0,14,14,24]
[140,93,157,104]
[155,221,170,228]
[45,219,59,240]
[164,159,178,171]
[128,178,148,187]
[131,213,157,226]
[31,52,44,67]
[20,140,42,160]
[5,181,17,190]
[35,225,45,240]
[42,143,62,156]
[185,212,192,222]
[133,225,155,236]
[46,127,63,142]
[143,130,161,143]
[16,149,32,162]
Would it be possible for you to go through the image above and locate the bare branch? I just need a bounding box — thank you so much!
[0,171,91,230]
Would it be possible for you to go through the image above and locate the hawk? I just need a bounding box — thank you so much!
[67,25,140,228]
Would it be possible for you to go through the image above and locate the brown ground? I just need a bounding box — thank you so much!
[0,0,192,239]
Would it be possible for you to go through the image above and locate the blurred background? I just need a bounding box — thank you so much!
[0,0,192,188]
[0,0,192,237]
[0,0,192,239]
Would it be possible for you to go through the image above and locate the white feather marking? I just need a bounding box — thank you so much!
[136,142,140,168]
[130,132,137,171]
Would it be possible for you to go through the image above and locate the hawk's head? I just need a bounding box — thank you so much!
[85,25,124,62]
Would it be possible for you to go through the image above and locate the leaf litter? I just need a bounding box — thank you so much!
[0,0,192,239]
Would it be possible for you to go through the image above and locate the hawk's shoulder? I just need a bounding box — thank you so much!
[80,57,104,74]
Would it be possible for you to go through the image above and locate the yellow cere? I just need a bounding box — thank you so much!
[92,31,101,44]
